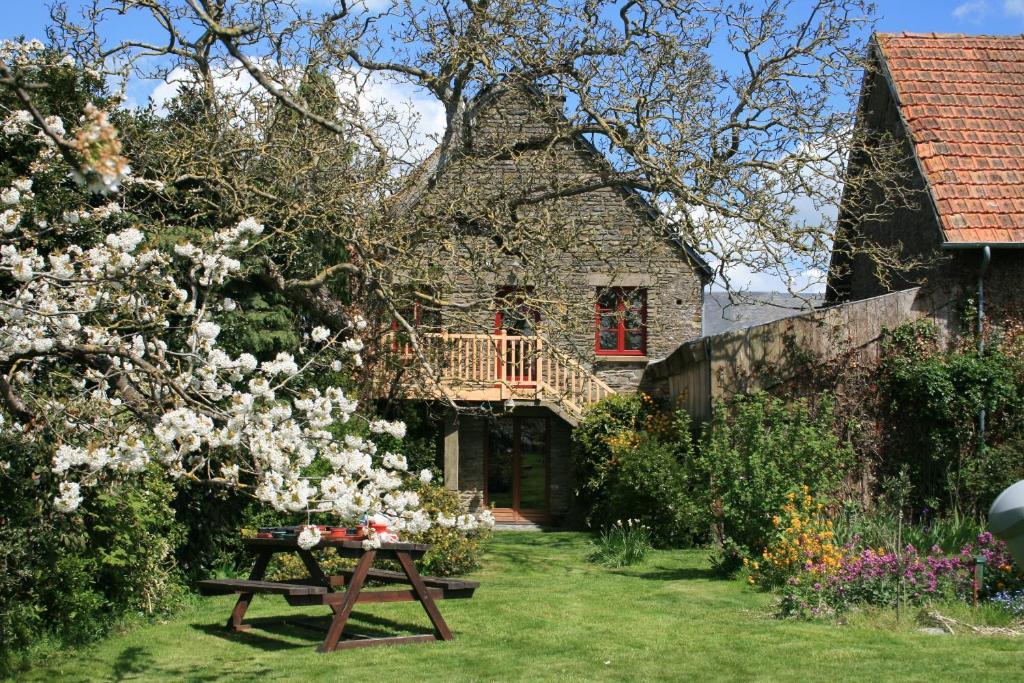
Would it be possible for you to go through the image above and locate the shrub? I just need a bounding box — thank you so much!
[880,320,1024,513]
[573,393,648,504]
[990,590,1024,617]
[0,435,185,675]
[409,482,492,576]
[573,394,703,546]
[833,504,984,557]
[172,486,276,580]
[589,519,653,568]
[774,519,1024,619]
[694,392,854,573]
[765,476,1012,620]
[747,488,842,589]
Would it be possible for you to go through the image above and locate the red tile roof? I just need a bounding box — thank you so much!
[875,33,1024,244]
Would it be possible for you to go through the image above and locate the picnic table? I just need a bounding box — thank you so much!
[197,536,478,652]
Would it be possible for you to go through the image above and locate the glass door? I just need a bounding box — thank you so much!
[516,417,548,520]
[487,418,515,512]
[486,416,550,523]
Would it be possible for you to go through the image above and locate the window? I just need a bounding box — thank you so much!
[391,302,441,354]
[595,287,647,355]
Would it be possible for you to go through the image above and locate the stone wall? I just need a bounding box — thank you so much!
[455,413,487,512]
[410,85,707,524]
[411,86,707,391]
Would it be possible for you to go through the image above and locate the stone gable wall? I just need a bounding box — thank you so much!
[414,87,704,391]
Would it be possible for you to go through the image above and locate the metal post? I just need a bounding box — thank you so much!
[973,554,986,609]
[978,245,991,454]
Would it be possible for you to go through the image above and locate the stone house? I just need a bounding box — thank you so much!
[828,33,1024,320]
[384,84,710,524]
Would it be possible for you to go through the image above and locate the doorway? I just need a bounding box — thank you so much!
[485,416,549,523]
[494,288,539,384]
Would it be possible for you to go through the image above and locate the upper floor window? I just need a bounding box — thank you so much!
[595,288,647,355]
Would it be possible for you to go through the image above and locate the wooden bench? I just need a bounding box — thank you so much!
[203,537,472,651]
[333,568,480,599]
[197,578,328,596]
[197,570,479,606]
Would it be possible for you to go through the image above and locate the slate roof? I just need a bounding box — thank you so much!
[875,33,1024,244]
[702,292,824,336]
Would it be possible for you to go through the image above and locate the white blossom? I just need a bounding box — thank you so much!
[0,209,20,233]
[195,321,221,340]
[3,110,32,135]
[54,481,83,512]
[43,115,65,139]
[236,217,264,235]
[0,115,497,539]
[297,525,321,550]
[369,419,407,439]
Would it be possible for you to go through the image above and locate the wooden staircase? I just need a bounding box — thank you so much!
[385,331,615,425]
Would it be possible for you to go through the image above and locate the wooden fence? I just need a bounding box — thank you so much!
[641,287,956,421]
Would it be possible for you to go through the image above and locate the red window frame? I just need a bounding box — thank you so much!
[595,287,647,356]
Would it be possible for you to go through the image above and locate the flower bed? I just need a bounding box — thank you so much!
[748,490,1024,618]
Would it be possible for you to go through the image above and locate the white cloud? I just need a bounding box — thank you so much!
[334,71,446,161]
[142,63,445,163]
[146,64,261,116]
[1006,0,1024,16]
[953,0,991,21]
[708,258,826,294]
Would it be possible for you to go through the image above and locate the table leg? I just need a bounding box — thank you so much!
[396,551,454,641]
[227,551,271,632]
[297,549,342,616]
[318,549,376,653]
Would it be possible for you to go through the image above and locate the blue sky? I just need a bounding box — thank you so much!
[5,1,1024,49]
[5,0,1020,112]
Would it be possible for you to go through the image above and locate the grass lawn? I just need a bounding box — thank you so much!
[16,532,1024,682]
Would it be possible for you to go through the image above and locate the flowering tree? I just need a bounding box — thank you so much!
[0,40,492,548]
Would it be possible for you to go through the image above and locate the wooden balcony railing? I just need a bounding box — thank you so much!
[386,332,616,422]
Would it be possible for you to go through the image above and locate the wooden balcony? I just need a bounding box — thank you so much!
[383,332,615,423]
